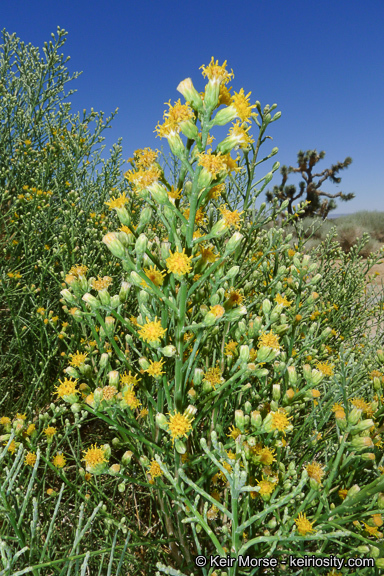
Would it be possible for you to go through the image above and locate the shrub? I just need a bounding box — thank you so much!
[2,43,384,576]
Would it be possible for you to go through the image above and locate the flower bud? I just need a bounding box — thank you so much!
[310,273,322,285]
[262,299,272,316]
[138,357,150,370]
[179,119,200,140]
[235,410,246,431]
[102,232,126,259]
[118,482,126,493]
[345,484,360,500]
[193,368,204,386]
[148,182,169,204]
[64,366,79,379]
[97,288,110,307]
[240,345,250,362]
[161,345,176,357]
[361,453,375,461]
[250,410,262,429]
[321,327,332,339]
[61,289,77,306]
[139,206,153,226]
[357,546,370,554]
[377,493,384,509]
[238,320,247,334]
[175,439,187,454]
[135,234,148,256]
[311,369,324,386]
[177,78,203,112]
[287,366,297,385]
[108,464,121,476]
[161,242,171,262]
[204,312,217,326]
[272,384,281,401]
[211,218,228,238]
[302,364,312,382]
[350,436,374,451]
[348,408,362,425]
[225,232,243,254]
[122,451,133,466]
[108,370,119,387]
[227,265,240,279]
[352,418,374,433]
[156,413,168,430]
[226,306,247,321]
[100,353,109,369]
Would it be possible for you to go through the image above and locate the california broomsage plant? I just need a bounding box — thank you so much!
[14,57,384,574]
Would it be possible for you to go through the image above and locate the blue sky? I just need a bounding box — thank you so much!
[2,0,384,215]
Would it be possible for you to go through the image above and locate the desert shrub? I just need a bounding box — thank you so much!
[2,39,384,576]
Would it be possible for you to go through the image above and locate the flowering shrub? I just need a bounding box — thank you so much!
[2,47,384,575]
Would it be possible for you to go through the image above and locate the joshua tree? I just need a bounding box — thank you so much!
[265,149,355,219]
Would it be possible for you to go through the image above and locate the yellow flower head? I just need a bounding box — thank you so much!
[210,305,225,319]
[53,453,66,468]
[25,452,37,467]
[163,98,194,126]
[231,88,258,123]
[54,377,78,400]
[305,461,324,485]
[199,245,218,263]
[295,512,315,536]
[145,358,166,378]
[82,444,108,474]
[227,425,241,440]
[197,149,228,179]
[44,426,57,439]
[0,416,11,426]
[270,410,292,435]
[141,265,166,287]
[315,361,334,376]
[227,120,255,148]
[255,446,276,466]
[104,192,129,210]
[138,317,167,344]
[68,350,88,367]
[203,366,224,389]
[218,204,243,230]
[102,386,118,402]
[166,248,193,276]
[120,371,141,387]
[90,276,113,291]
[257,477,276,497]
[200,57,234,85]
[167,411,194,442]
[224,341,238,356]
[122,388,141,410]
[275,294,292,307]
[148,459,163,479]
[225,289,244,306]
[68,264,88,278]
[258,331,281,351]
[124,165,161,192]
[133,147,159,168]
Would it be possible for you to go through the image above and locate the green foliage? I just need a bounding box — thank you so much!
[265,149,355,219]
[1,32,384,576]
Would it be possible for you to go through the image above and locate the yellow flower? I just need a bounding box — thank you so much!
[68,264,88,278]
[44,426,57,438]
[54,377,78,400]
[225,289,244,307]
[203,366,224,389]
[227,425,241,440]
[102,386,118,402]
[148,460,163,478]
[219,204,243,229]
[141,265,166,287]
[104,192,129,210]
[0,416,11,426]
[25,452,37,467]
[138,407,149,418]
[258,331,281,351]
[167,411,194,442]
[199,245,218,263]
[200,57,234,85]
[133,147,159,168]
[52,453,66,468]
[210,305,225,319]
[315,360,334,376]
[120,371,141,387]
[122,387,141,410]
[295,512,315,536]
[363,522,379,538]
[82,444,108,475]
[257,477,276,497]
[270,410,292,435]
[166,248,193,276]
[138,317,167,344]
[338,488,348,500]
[350,397,373,416]
[275,294,292,307]
[231,88,258,123]
[124,165,161,192]
[145,358,166,378]
[224,341,238,356]
[68,350,88,367]
[255,446,276,466]
[90,276,113,291]
[305,461,324,485]
[197,149,228,179]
